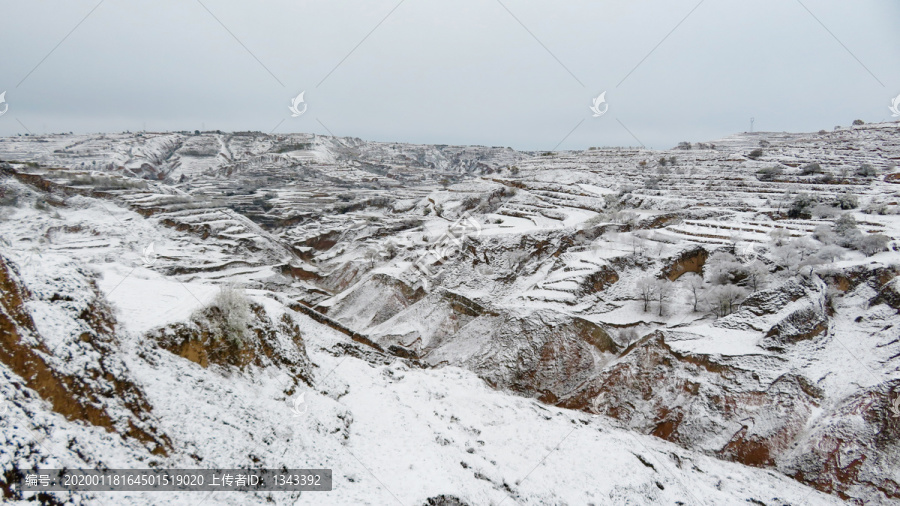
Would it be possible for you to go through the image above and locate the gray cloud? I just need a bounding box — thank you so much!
[1,0,898,149]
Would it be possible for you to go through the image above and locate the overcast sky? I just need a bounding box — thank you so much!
[1,0,898,150]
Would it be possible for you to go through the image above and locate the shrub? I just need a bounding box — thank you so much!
[197,286,252,347]
[852,119,865,126]
[856,164,877,177]
[771,238,818,273]
[613,210,638,226]
[743,260,769,291]
[682,272,704,312]
[0,187,19,207]
[654,278,672,316]
[769,228,791,246]
[859,234,889,256]
[863,203,898,215]
[816,244,846,263]
[747,148,763,160]
[705,251,744,285]
[832,213,858,237]
[788,193,817,218]
[658,157,667,166]
[602,193,622,211]
[676,142,692,150]
[618,186,634,197]
[461,195,484,211]
[800,163,823,175]
[811,204,839,219]
[834,192,858,210]
[813,224,837,244]
[832,214,864,248]
[756,167,783,181]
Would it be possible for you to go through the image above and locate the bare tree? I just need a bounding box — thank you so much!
[769,228,791,246]
[654,278,672,316]
[742,260,769,292]
[816,244,846,263]
[653,235,665,257]
[706,284,748,318]
[636,276,657,312]
[859,234,890,256]
[631,234,647,257]
[705,251,742,285]
[364,247,379,267]
[772,243,802,273]
[771,238,817,275]
[682,272,704,312]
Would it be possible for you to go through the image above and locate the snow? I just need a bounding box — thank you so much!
[95,264,219,335]
[3,123,900,504]
[667,324,773,357]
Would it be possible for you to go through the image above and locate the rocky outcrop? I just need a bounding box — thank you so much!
[147,301,314,390]
[871,277,900,312]
[557,330,900,503]
[370,299,618,403]
[740,279,808,316]
[558,332,815,457]
[761,303,829,349]
[779,381,900,503]
[661,246,708,281]
[822,265,897,294]
[299,229,342,253]
[280,262,322,282]
[326,273,428,330]
[577,264,619,295]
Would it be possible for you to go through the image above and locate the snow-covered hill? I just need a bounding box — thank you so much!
[1,122,899,504]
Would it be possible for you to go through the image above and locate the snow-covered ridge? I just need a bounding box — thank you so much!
[1,122,899,504]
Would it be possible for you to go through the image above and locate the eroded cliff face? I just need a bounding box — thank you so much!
[147,301,314,391]
[322,237,900,503]
[545,264,900,503]
[0,254,170,455]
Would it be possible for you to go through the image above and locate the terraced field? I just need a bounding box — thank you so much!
[1,122,899,504]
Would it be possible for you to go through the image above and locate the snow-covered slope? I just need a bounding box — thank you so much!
[2,122,899,504]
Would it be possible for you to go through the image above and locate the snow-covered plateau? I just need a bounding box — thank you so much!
[1,123,899,505]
